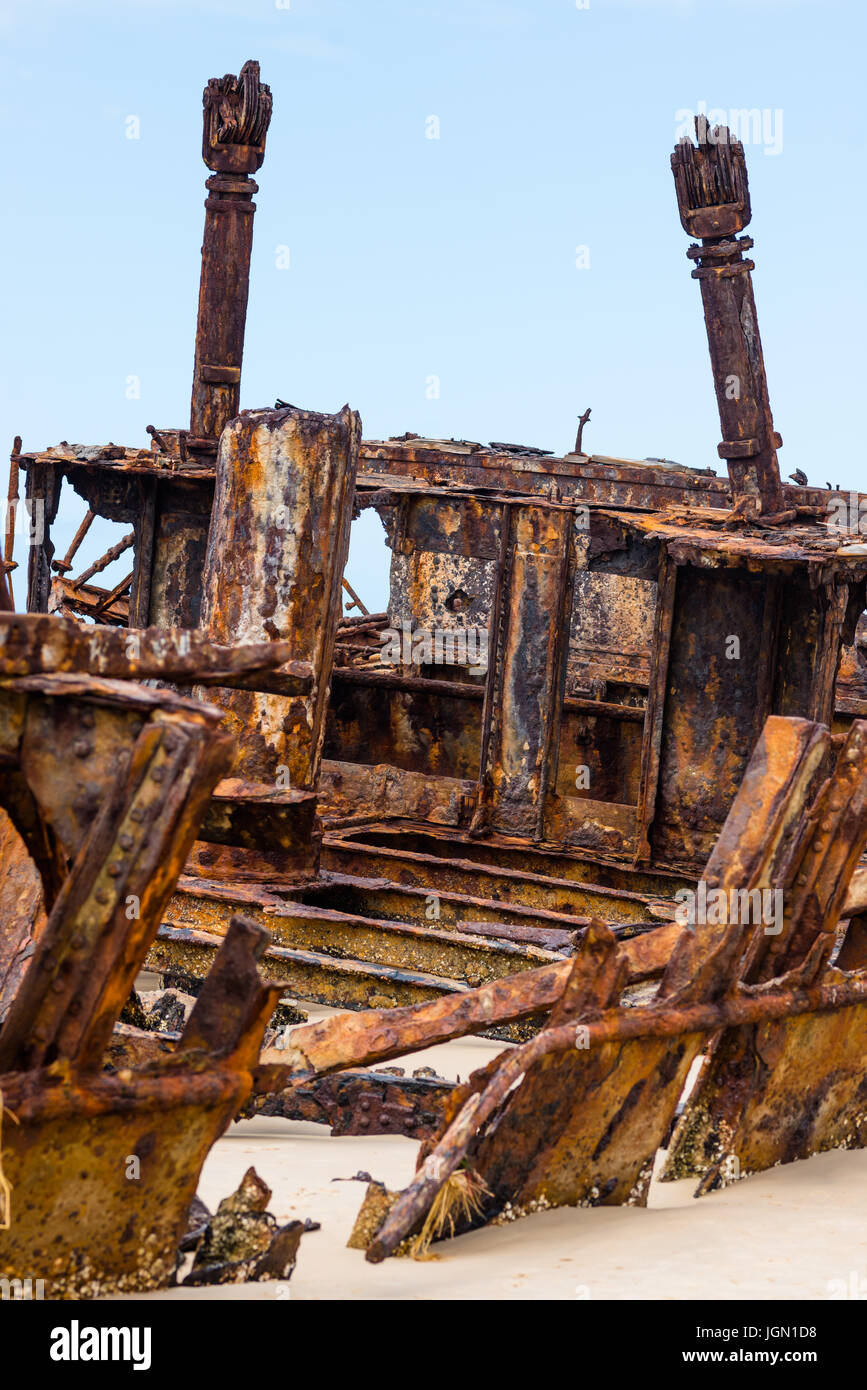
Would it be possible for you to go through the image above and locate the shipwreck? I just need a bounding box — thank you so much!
[3,61,867,1292]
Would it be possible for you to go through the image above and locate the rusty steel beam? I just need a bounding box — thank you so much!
[0,612,311,692]
[69,530,135,591]
[320,759,477,828]
[52,507,96,576]
[263,963,573,1079]
[357,444,735,510]
[471,503,575,839]
[320,835,684,924]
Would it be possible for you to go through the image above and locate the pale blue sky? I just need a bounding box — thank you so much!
[2,0,864,612]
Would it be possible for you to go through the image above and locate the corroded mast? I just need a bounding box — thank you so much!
[672,118,784,518]
[190,61,272,443]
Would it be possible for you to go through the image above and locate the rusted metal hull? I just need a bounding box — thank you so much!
[0,1066,249,1297]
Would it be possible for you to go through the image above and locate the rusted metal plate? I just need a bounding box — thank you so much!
[652,564,774,864]
[199,780,319,873]
[472,504,574,840]
[199,404,359,789]
[357,446,735,510]
[145,481,214,629]
[0,1066,249,1296]
[321,758,476,826]
[664,997,867,1191]
[326,676,484,781]
[0,611,309,691]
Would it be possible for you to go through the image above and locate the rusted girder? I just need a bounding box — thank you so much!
[69,530,135,591]
[52,508,95,576]
[471,503,575,839]
[0,611,312,693]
